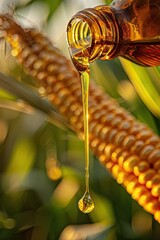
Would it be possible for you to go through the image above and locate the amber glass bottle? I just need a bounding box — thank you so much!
[67,0,160,70]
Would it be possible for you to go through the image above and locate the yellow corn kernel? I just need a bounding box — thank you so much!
[146,174,160,189]
[133,161,150,176]
[132,186,147,201]
[151,184,160,197]
[138,169,155,185]
[123,156,139,173]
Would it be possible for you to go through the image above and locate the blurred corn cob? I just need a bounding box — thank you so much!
[1,13,160,222]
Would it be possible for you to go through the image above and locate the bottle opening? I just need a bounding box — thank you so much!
[67,7,118,70]
[67,18,92,60]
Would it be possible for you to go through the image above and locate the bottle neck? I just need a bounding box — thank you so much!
[67,6,120,69]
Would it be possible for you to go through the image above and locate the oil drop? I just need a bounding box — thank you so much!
[78,190,94,214]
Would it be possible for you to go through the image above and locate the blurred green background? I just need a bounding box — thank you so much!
[0,0,160,239]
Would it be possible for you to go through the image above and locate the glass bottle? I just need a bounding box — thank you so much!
[67,0,160,70]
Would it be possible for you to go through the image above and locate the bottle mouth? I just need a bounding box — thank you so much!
[67,16,92,71]
[67,10,107,71]
[67,7,117,71]
[67,17,92,56]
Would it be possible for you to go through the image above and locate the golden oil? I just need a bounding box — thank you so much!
[67,19,94,212]
[73,58,94,213]
[78,70,94,213]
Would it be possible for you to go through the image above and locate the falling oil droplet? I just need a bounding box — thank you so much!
[78,191,94,213]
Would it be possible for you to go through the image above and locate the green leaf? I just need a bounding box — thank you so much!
[15,0,64,20]
[120,58,160,117]
[46,0,63,19]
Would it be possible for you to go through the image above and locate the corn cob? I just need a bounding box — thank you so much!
[1,13,160,222]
